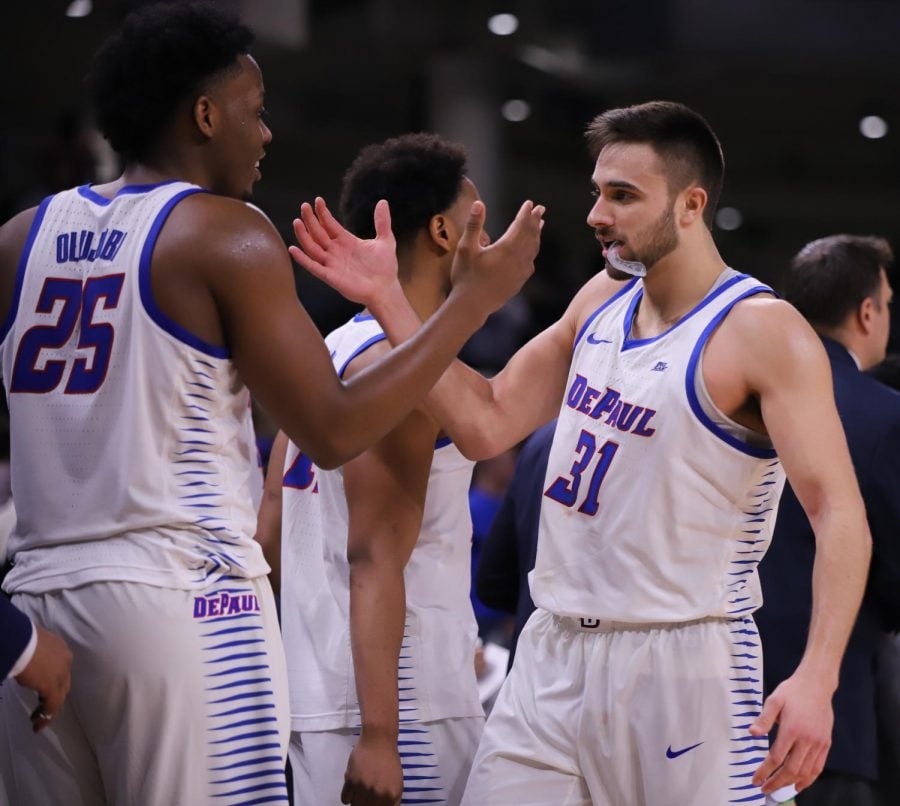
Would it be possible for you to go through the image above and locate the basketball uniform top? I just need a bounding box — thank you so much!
[531,270,786,623]
[280,313,483,732]
[0,182,267,595]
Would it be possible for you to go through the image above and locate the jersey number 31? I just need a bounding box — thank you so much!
[544,429,619,516]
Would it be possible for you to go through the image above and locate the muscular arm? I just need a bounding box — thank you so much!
[712,300,871,794]
[255,431,288,598]
[157,196,540,470]
[388,273,626,460]
[339,346,439,805]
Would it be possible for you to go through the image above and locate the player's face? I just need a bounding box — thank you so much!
[587,143,679,280]
[208,54,272,200]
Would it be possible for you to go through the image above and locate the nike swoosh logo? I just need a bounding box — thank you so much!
[666,742,703,759]
[586,333,613,345]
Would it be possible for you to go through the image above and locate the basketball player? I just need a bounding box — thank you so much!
[293,101,870,805]
[0,4,542,804]
[257,134,487,806]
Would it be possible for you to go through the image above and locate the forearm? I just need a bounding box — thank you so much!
[349,555,406,739]
[798,501,871,688]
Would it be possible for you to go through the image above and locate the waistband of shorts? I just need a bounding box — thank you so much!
[551,613,736,633]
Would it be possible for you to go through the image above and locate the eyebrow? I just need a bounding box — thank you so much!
[591,178,641,192]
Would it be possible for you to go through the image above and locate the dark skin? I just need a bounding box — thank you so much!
[0,54,544,469]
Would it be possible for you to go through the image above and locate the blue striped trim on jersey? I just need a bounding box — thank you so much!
[202,584,288,805]
[621,273,752,351]
[0,193,54,344]
[137,187,229,358]
[684,285,777,458]
[724,460,781,616]
[572,277,638,349]
[76,180,186,206]
[726,616,767,804]
[337,333,388,378]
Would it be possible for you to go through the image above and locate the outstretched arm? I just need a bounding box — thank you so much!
[176,195,540,470]
[724,301,871,796]
[291,197,568,460]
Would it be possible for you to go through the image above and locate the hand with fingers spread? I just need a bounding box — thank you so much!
[14,625,73,733]
[340,733,403,806]
[289,197,401,311]
[750,672,833,795]
[448,199,545,320]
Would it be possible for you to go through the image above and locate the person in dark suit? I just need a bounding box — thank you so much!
[475,420,556,670]
[758,234,900,806]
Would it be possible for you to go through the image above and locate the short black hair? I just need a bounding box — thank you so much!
[586,101,724,228]
[785,234,893,330]
[339,133,468,245]
[88,1,254,163]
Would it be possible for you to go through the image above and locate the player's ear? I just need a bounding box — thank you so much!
[428,214,451,255]
[680,186,707,226]
[192,95,216,140]
[858,295,876,334]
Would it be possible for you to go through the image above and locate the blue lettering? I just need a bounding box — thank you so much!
[590,388,620,421]
[56,234,68,263]
[633,408,658,437]
[576,385,601,414]
[605,400,622,428]
[76,230,94,262]
[615,403,643,432]
[100,229,126,261]
[193,597,207,618]
[208,598,221,617]
[566,374,588,409]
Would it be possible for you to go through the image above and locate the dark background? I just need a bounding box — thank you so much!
[2,0,899,355]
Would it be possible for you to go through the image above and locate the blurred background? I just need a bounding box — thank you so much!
[2,0,900,363]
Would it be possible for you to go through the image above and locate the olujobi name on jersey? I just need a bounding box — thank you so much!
[566,373,658,436]
[193,591,261,619]
[56,228,127,264]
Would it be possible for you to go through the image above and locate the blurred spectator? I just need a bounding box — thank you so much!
[468,447,518,641]
[758,234,900,806]
[476,420,555,670]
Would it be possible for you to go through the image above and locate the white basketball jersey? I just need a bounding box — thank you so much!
[532,271,785,622]
[0,182,267,594]
[281,313,483,731]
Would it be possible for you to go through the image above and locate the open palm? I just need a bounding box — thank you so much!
[289,197,399,308]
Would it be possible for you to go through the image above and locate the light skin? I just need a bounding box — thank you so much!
[13,625,73,733]
[0,54,544,472]
[819,267,893,371]
[296,141,872,796]
[257,179,485,806]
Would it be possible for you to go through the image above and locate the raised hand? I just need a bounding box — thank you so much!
[340,733,403,806]
[449,199,545,319]
[15,625,73,733]
[289,197,400,309]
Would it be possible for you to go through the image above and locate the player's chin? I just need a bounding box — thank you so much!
[605,263,633,282]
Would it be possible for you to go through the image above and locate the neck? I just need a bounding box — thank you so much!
[821,326,870,370]
[395,248,451,320]
[633,231,727,337]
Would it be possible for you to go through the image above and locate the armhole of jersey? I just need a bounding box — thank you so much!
[336,333,387,378]
[137,187,230,359]
[685,286,778,459]
[0,194,54,344]
[572,277,639,349]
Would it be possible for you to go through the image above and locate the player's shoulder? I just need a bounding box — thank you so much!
[719,294,827,380]
[566,270,634,332]
[159,193,286,273]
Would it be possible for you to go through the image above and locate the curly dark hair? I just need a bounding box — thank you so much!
[339,133,468,246]
[586,101,724,228]
[88,1,254,163]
